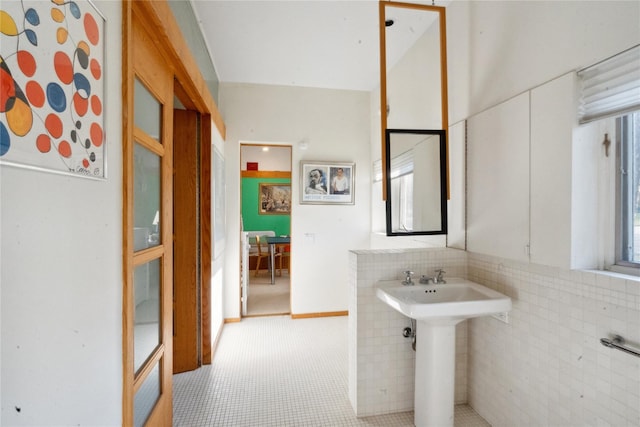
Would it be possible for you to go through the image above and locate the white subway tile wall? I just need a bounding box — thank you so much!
[467,253,640,427]
[348,248,468,416]
[349,248,640,425]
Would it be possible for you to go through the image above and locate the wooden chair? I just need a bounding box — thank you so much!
[254,235,281,277]
[276,244,290,276]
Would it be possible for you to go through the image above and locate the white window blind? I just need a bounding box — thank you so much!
[373,150,415,182]
[390,149,414,179]
[578,44,640,124]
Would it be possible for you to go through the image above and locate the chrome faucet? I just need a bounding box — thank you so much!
[433,268,446,284]
[402,270,414,286]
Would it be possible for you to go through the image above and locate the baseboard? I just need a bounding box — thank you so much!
[224,317,241,323]
[291,310,348,319]
[209,321,225,363]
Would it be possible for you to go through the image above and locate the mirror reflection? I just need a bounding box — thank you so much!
[386,129,447,235]
[384,4,443,129]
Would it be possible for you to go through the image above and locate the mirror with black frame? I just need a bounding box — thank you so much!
[385,129,447,235]
[379,1,449,236]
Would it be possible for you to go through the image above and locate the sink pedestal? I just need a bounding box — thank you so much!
[414,321,456,427]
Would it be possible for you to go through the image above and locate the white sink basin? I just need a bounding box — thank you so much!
[376,278,511,325]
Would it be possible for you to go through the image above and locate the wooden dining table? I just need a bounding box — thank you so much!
[265,236,290,284]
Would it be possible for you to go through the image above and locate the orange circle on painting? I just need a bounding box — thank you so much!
[73,92,89,117]
[51,8,65,23]
[54,52,74,85]
[77,41,90,57]
[36,134,52,153]
[90,58,101,80]
[90,122,103,147]
[17,50,36,77]
[84,13,100,46]
[5,97,32,137]
[56,27,68,44]
[45,114,63,138]
[26,81,45,108]
[58,140,72,158]
[90,95,102,115]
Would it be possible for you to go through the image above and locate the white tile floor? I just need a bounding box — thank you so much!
[173,316,490,426]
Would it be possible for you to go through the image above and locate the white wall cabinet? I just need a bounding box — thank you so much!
[467,93,530,262]
[467,73,580,267]
[530,73,576,268]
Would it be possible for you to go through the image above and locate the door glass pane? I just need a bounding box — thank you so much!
[134,258,160,373]
[134,78,162,141]
[134,360,161,427]
[134,143,161,251]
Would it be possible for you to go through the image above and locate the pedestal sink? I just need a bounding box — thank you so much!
[376,278,512,427]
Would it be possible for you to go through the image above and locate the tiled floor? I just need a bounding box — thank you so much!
[173,316,490,426]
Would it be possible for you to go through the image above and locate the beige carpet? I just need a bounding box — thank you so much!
[246,272,290,316]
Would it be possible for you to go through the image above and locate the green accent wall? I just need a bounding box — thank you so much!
[242,177,291,236]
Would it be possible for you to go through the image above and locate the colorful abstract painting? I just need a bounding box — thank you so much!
[0,0,105,179]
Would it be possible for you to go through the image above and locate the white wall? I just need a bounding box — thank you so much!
[447,0,640,123]
[220,83,371,318]
[0,1,122,424]
[240,145,291,171]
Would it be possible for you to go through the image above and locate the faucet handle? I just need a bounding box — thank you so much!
[434,268,446,283]
[402,270,414,285]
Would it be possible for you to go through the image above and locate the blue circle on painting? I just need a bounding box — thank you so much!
[0,122,10,157]
[73,73,91,98]
[69,2,81,19]
[25,29,37,46]
[25,8,40,25]
[46,83,66,112]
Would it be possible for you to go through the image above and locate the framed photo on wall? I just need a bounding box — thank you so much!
[300,161,355,205]
[259,183,291,214]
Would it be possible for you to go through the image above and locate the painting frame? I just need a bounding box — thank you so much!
[0,0,107,179]
[300,161,355,205]
[259,183,291,215]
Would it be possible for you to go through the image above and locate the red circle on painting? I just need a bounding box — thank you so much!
[36,134,51,153]
[90,58,101,80]
[82,158,90,168]
[73,92,89,116]
[0,67,16,113]
[54,51,74,85]
[26,81,45,107]
[84,13,100,46]
[17,50,37,77]
[90,95,102,115]
[90,122,103,147]
[45,114,63,138]
[58,140,72,158]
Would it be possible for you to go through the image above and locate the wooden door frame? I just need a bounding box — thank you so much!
[122,1,225,424]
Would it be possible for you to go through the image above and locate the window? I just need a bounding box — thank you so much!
[616,111,640,268]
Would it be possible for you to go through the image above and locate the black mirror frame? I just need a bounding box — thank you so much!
[385,129,448,236]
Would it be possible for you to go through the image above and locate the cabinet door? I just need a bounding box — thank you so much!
[467,93,530,262]
[530,73,575,268]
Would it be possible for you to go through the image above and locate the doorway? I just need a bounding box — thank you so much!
[240,144,292,317]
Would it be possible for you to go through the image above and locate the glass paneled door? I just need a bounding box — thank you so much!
[123,11,174,426]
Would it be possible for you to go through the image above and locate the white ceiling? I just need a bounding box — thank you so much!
[190,0,441,92]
